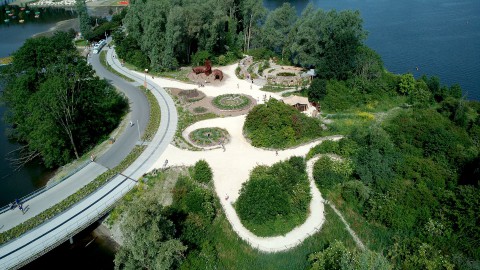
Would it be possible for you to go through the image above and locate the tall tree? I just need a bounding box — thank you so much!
[316,10,367,80]
[240,0,267,52]
[114,194,187,269]
[262,2,297,60]
[75,0,91,39]
[1,32,127,168]
[290,3,322,67]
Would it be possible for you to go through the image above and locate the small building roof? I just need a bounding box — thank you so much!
[301,69,316,77]
[283,95,309,106]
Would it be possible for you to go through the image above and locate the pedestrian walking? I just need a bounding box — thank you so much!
[276,151,278,156]
[237,83,239,89]
[129,121,133,127]
[18,204,24,214]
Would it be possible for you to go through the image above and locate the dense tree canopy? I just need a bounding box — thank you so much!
[117,0,368,79]
[1,32,127,168]
[115,194,187,269]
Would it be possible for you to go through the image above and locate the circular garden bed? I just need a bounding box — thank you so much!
[212,94,251,111]
[189,127,229,147]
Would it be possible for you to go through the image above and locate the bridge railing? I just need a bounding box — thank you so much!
[1,175,134,269]
[0,161,91,215]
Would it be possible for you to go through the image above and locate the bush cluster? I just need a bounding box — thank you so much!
[236,157,311,236]
[244,99,323,149]
[192,160,213,184]
[313,156,353,190]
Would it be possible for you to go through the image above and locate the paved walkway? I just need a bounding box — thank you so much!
[142,62,343,252]
[0,46,178,268]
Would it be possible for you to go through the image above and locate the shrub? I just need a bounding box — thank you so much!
[193,106,208,113]
[341,180,371,206]
[247,47,275,60]
[277,72,296,77]
[244,99,323,149]
[193,160,213,184]
[236,172,290,224]
[306,140,341,160]
[191,50,211,66]
[313,156,352,190]
[236,157,311,236]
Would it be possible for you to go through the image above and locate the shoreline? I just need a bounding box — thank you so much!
[32,18,79,38]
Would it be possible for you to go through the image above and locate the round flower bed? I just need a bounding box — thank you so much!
[212,94,251,110]
[189,127,229,147]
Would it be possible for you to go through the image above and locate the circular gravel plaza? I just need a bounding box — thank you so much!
[212,94,251,111]
[188,127,230,147]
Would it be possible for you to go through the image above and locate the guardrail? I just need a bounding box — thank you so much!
[0,173,133,269]
[0,161,91,215]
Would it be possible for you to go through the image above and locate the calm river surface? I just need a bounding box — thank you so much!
[265,0,480,100]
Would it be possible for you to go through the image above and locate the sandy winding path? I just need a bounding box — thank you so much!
[137,62,344,252]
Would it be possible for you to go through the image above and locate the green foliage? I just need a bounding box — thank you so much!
[75,0,91,39]
[350,125,398,189]
[313,156,353,191]
[308,240,390,270]
[142,89,161,141]
[113,30,150,70]
[322,80,362,112]
[247,48,276,60]
[236,157,311,236]
[193,160,213,184]
[385,109,476,168]
[262,2,297,60]
[341,180,371,208]
[290,8,367,80]
[1,32,127,167]
[307,78,327,103]
[244,99,323,149]
[191,50,211,67]
[115,194,187,269]
[398,73,416,95]
[306,140,340,160]
[276,72,296,77]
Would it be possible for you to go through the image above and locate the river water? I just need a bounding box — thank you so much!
[264,0,480,100]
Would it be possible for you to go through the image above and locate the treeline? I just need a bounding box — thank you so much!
[115,0,370,79]
[1,32,128,168]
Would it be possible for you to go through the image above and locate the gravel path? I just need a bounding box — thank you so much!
[142,62,345,252]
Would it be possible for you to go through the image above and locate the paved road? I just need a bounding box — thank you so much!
[89,51,150,169]
[0,49,149,233]
[0,46,178,269]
